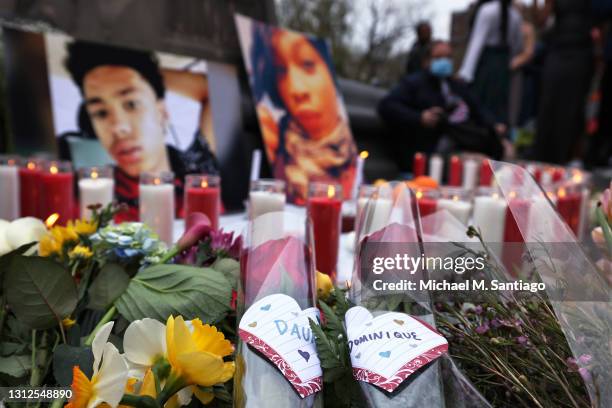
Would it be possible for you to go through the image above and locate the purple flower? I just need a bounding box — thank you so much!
[578,367,592,383]
[566,357,578,371]
[578,354,592,365]
[516,335,529,345]
[474,305,483,315]
[177,212,211,251]
[210,229,242,258]
[491,318,502,328]
[475,323,490,334]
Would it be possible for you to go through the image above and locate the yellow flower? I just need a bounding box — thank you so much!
[166,316,234,396]
[62,317,77,329]
[39,233,62,257]
[70,219,98,236]
[316,271,333,299]
[69,245,93,260]
[67,323,128,408]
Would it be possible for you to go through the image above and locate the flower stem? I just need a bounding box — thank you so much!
[84,305,117,346]
[120,394,160,408]
[596,206,612,256]
[158,246,179,264]
[157,375,186,405]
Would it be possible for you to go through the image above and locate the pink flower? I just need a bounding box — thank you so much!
[177,212,211,251]
[601,182,612,222]
[578,367,592,383]
[578,354,592,365]
[475,323,490,334]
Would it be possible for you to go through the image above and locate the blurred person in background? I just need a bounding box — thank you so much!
[405,21,433,75]
[378,40,509,170]
[531,0,593,164]
[458,0,523,124]
[587,0,612,167]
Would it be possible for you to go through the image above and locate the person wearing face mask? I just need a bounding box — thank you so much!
[378,41,508,172]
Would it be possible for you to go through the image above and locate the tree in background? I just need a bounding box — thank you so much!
[275,0,431,87]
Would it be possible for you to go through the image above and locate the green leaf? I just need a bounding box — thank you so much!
[0,242,37,291]
[309,317,343,372]
[0,354,31,378]
[53,344,93,386]
[318,300,345,336]
[115,264,232,323]
[4,256,78,329]
[211,258,239,289]
[88,263,130,310]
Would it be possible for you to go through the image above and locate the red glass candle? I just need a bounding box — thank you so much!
[307,182,342,280]
[40,161,74,226]
[552,168,565,183]
[448,155,462,186]
[556,187,582,235]
[416,189,439,235]
[19,159,44,218]
[503,196,530,276]
[413,152,426,177]
[479,159,493,186]
[184,174,220,230]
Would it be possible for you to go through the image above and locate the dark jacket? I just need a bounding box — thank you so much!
[378,71,496,130]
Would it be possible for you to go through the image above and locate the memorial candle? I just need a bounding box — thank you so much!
[249,179,286,220]
[0,156,20,221]
[416,189,439,235]
[307,182,342,280]
[19,159,43,218]
[40,161,74,225]
[437,187,472,225]
[448,155,462,186]
[429,155,443,184]
[78,166,114,219]
[473,188,507,242]
[462,159,478,190]
[184,174,220,230]
[413,152,426,177]
[139,171,174,245]
[357,185,393,237]
[556,187,582,235]
[479,159,493,186]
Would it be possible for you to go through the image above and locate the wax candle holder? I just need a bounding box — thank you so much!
[19,158,45,218]
[40,160,74,225]
[556,183,583,236]
[0,155,20,221]
[140,171,175,245]
[184,174,220,230]
[437,186,472,226]
[356,184,394,242]
[472,186,507,242]
[307,181,342,281]
[78,166,114,220]
[249,179,286,220]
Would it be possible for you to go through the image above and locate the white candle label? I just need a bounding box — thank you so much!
[238,294,323,398]
[345,306,447,392]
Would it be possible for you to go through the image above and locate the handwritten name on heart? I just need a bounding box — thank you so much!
[345,306,448,392]
[238,294,322,398]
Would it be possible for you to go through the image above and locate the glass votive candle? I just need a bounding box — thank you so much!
[472,187,507,242]
[356,184,393,239]
[249,179,285,220]
[19,158,45,218]
[139,171,175,245]
[78,166,114,220]
[40,160,74,225]
[307,182,342,280]
[0,155,20,220]
[436,186,472,226]
[184,174,220,230]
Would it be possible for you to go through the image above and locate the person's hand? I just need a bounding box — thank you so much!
[421,107,443,128]
[256,104,279,162]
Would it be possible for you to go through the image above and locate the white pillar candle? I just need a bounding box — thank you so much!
[437,198,472,226]
[472,195,507,242]
[250,190,285,219]
[429,155,443,184]
[249,149,262,182]
[462,159,478,190]
[139,183,174,245]
[0,163,20,221]
[79,177,114,219]
[351,151,368,199]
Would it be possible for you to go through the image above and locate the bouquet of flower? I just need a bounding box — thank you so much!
[0,205,239,408]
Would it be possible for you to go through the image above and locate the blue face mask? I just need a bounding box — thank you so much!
[430,57,453,78]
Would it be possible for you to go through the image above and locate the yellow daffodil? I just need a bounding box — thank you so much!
[70,219,98,236]
[316,271,333,299]
[69,245,93,261]
[67,322,129,408]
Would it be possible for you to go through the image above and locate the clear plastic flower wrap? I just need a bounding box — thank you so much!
[350,182,491,407]
[233,211,322,408]
[488,160,611,407]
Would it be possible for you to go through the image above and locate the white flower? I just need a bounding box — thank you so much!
[66,322,129,408]
[2,217,47,254]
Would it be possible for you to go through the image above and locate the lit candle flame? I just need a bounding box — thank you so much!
[50,166,58,175]
[572,173,583,183]
[415,190,423,199]
[509,191,517,199]
[359,151,369,159]
[91,170,98,179]
[327,185,336,198]
[452,195,459,202]
[492,193,499,199]
[27,161,35,170]
[45,213,60,228]
[154,178,161,185]
[201,180,208,188]
[558,188,566,198]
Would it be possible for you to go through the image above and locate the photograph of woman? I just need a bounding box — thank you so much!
[236,14,357,204]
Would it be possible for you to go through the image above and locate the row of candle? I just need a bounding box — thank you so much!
[413,153,493,190]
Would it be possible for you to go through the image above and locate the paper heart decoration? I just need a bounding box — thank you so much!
[345,306,448,392]
[238,294,322,398]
